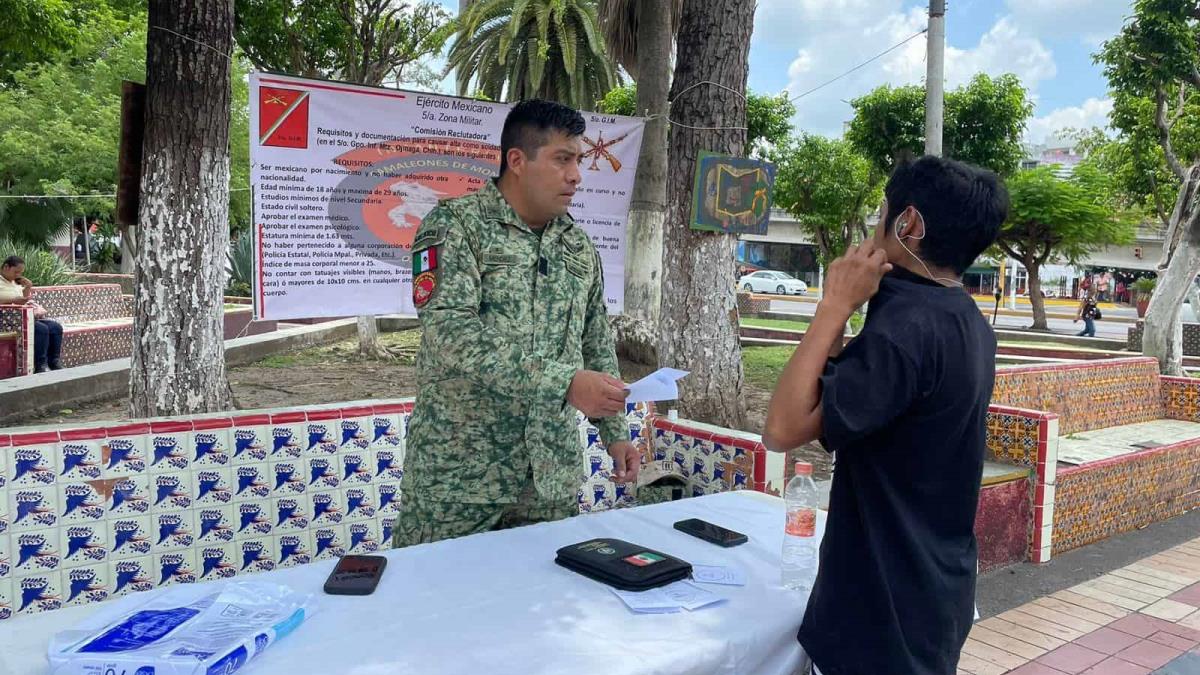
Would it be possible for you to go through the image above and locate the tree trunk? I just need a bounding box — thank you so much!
[129,0,234,418]
[356,315,393,359]
[618,0,672,365]
[657,0,753,428]
[1144,164,1200,375]
[1025,259,1048,331]
[119,226,136,275]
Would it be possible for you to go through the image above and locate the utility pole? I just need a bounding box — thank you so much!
[924,0,946,156]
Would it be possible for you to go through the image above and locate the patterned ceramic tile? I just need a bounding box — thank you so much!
[1053,443,1200,556]
[992,358,1163,435]
[1162,377,1200,423]
[0,398,801,623]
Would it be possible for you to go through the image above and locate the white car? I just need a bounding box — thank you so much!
[739,270,808,296]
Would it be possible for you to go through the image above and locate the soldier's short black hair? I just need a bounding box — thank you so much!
[499,99,586,176]
[883,155,1009,275]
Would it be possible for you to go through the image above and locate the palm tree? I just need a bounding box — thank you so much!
[447,0,620,109]
[595,0,681,80]
[593,0,679,360]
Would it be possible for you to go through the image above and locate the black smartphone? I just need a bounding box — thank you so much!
[673,518,748,547]
[323,554,387,595]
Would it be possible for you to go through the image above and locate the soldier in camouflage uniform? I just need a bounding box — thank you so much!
[393,100,640,548]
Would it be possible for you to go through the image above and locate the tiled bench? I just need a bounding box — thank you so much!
[987,358,1200,562]
[1128,320,1200,355]
[0,284,134,378]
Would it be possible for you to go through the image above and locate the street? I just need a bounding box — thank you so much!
[766,296,1163,341]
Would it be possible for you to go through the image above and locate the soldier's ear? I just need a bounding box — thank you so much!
[505,147,526,176]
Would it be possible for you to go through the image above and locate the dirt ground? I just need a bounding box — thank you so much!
[12,329,832,479]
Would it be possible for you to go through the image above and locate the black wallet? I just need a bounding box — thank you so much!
[555,538,692,591]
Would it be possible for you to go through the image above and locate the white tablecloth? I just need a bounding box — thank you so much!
[0,491,823,675]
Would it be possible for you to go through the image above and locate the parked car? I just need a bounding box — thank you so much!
[738,270,808,296]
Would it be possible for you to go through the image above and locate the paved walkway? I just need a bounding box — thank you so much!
[961,538,1200,674]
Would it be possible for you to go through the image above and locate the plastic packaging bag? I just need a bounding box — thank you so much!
[48,581,315,675]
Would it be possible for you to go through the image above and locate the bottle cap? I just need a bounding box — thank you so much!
[794,461,813,476]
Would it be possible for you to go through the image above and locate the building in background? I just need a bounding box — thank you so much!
[737,208,822,286]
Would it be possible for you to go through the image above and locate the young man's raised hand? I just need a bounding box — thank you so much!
[822,240,893,319]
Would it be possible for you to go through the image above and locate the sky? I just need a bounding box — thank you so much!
[434,0,1133,145]
[751,0,1132,144]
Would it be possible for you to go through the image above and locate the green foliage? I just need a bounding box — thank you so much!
[945,74,1034,176]
[0,9,146,245]
[0,0,144,82]
[746,91,797,156]
[0,237,76,286]
[770,134,881,266]
[597,82,637,115]
[1070,127,1180,222]
[1134,277,1158,293]
[1094,0,1200,223]
[447,0,621,110]
[226,230,254,297]
[0,7,253,244]
[996,167,1135,267]
[234,1,345,78]
[1097,0,1199,104]
[846,84,924,175]
[847,73,1034,176]
[229,58,252,233]
[234,0,453,87]
[0,0,76,79]
[598,84,795,152]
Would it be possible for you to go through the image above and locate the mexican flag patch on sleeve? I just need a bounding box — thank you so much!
[412,245,439,309]
[413,246,438,275]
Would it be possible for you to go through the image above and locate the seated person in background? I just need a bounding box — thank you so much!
[763,156,1009,675]
[0,256,64,373]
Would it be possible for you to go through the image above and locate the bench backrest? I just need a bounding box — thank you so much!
[992,357,1163,435]
[30,284,131,323]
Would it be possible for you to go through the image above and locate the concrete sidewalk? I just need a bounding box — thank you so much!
[963,536,1200,674]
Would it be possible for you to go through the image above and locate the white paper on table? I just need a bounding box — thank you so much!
[610,587,683,614]
[691,565,747,586]
[625,368,690,402]
[660,581,726,611]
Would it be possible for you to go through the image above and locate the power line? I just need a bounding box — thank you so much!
[788,28,929,104]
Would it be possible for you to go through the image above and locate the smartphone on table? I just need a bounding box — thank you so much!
[323,554,387,595]
[673,518,749,547]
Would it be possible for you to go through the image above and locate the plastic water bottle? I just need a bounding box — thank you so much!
[782,461,819,592]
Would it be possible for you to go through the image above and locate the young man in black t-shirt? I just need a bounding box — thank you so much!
[764,156,1009,675]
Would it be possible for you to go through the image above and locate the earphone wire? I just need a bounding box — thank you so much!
[896,215,965,288]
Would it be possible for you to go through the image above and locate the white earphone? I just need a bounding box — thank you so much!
[895,214,964,288]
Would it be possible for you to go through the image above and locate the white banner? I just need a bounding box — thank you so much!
[249,73,644,321]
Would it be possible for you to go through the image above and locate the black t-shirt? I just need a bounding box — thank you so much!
[798,266,997,675]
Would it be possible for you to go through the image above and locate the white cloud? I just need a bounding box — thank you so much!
[1025,97,1113,144]
[944,18,1056,87]
[757,0,1058,137]
[1005,0,1132,47]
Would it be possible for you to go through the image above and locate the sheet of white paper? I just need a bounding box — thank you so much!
[610,587,682,614]
[625,368,690,402]
[656,367,689,381]
[660,581,725,611]
[691,565,747,586]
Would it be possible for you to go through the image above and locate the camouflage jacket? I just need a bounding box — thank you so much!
[405,180,629,504]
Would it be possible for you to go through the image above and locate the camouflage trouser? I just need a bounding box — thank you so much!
[392,477,578,549]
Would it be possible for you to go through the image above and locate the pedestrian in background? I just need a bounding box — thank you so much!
[1076,291,1098,337]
